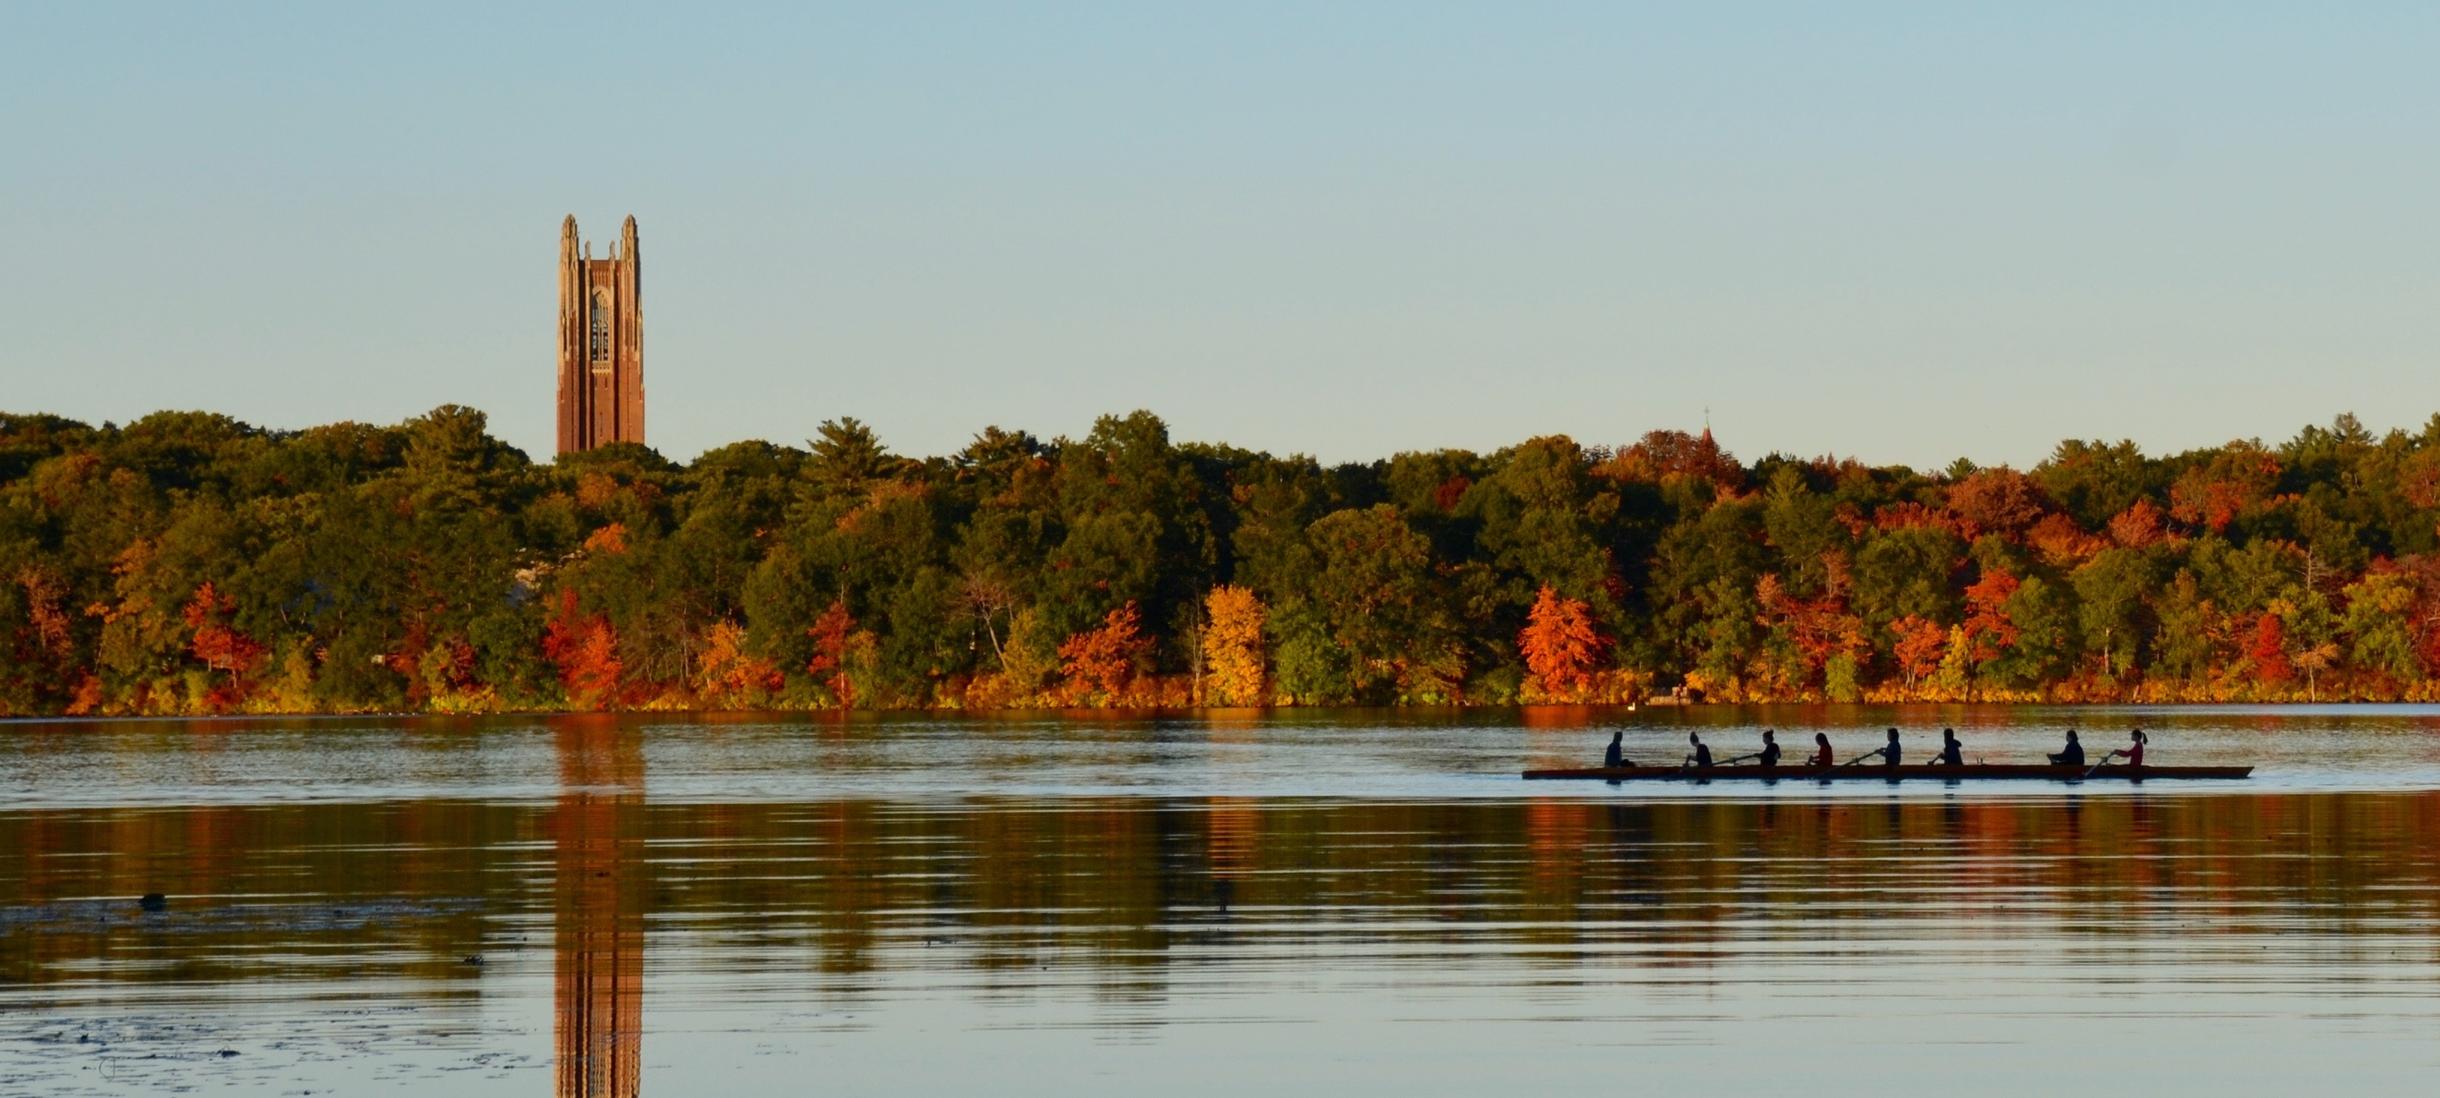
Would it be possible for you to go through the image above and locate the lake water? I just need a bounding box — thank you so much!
[3,705,2439,1095]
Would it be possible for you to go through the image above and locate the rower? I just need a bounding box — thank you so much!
[1603,730,1632,769]
[2100,729,2147,768]
[1878,727,1903,768]
[1724,729,1783,768]
[1810,732,1834,768]
[1684,732,1714,770]
[2048,729,2084,767]
[1933,727,1963,767]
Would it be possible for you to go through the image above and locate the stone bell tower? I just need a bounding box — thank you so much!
[556,215,644,455]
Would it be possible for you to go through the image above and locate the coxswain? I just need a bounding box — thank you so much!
[2048,729,2084,767]
[1878,727,1903,768]
[1933,727,1964,767]
[1684,732,1714,770]
[1603,730,1632,769]
[1810,732,1834,768]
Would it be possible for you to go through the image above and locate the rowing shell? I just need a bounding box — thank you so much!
[1521,763,2252,782]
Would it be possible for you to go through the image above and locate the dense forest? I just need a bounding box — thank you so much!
[5,405,2440,716]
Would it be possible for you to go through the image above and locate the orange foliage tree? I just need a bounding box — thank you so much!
[2107,499,2168,548]
[183,582,265,710]
[1946,469,2047,540]
[17,567,72,658]
[1201,585,1267,705]
[1519,585,1602,701]
[1889,614,1948,691]
[805,599,862,708]
[582,522,629,555]
[2026,513,2105,567]
[542,589,622,710]
[697,619,781,707]
[1058,602,1153,706]
[1962,569,2021,667]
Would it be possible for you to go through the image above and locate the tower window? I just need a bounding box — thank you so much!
[589,294,610,362]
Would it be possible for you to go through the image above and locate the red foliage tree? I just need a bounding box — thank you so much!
[1518,585,1602,699]
[183,582,265,710]
[1431,474,1473,512]
[543,589,622,709]
[1873,501,1962,536]
[1962,570,2022,665]
[2249,612,2293,686]
[2169,445,2280,533]
[1755,558,1869,684]
[805,599,859,708]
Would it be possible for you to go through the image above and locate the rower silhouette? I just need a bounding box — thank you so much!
[1878,727,1903,768]
[1809,732,1833,768]
[2049,729,2084,767]
[1933,727,1963,767]
[1684,732,1713,770]
[1722,729,1782,768]
[1603,730,1632,768]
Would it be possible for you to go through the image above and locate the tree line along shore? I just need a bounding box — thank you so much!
[4,406,2439,717]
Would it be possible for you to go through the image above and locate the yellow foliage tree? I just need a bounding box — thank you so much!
[1202,585,1267,706]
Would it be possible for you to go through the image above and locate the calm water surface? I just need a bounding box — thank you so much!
[4,706,2439,1095]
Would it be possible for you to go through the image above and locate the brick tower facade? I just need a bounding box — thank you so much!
[556,215,644,455]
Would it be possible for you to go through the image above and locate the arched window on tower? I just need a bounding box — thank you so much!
[589,293,611,362]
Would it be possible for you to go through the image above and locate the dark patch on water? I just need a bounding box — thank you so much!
[0,897,484,938]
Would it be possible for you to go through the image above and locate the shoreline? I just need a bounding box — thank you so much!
[8,698,2440,726]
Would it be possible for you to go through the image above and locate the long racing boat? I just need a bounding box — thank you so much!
[1521,763,2251,782]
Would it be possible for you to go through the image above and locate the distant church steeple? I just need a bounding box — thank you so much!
[556,215,644,455]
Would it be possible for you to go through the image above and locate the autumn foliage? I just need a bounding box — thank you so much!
[543,589,622,710]
[1519,586,1602,701]
[1888,615,1948,689]
[697,620,781,708]
[182,582,265,711]
[1057,602,1153,706]
[804,599,864,709]
[1961,570,2021,666]
[9,405,2440,715]
[2249,614,2293,686]
[1201,585,1267,705]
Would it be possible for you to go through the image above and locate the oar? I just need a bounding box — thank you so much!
[1831,747,1886,771]
[1717,751,1765,766]
[2081,751,2124,781]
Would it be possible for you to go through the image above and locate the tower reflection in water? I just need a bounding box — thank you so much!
[551,717,643,1098]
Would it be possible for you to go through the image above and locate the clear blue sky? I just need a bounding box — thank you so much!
[4,3,2435,467]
